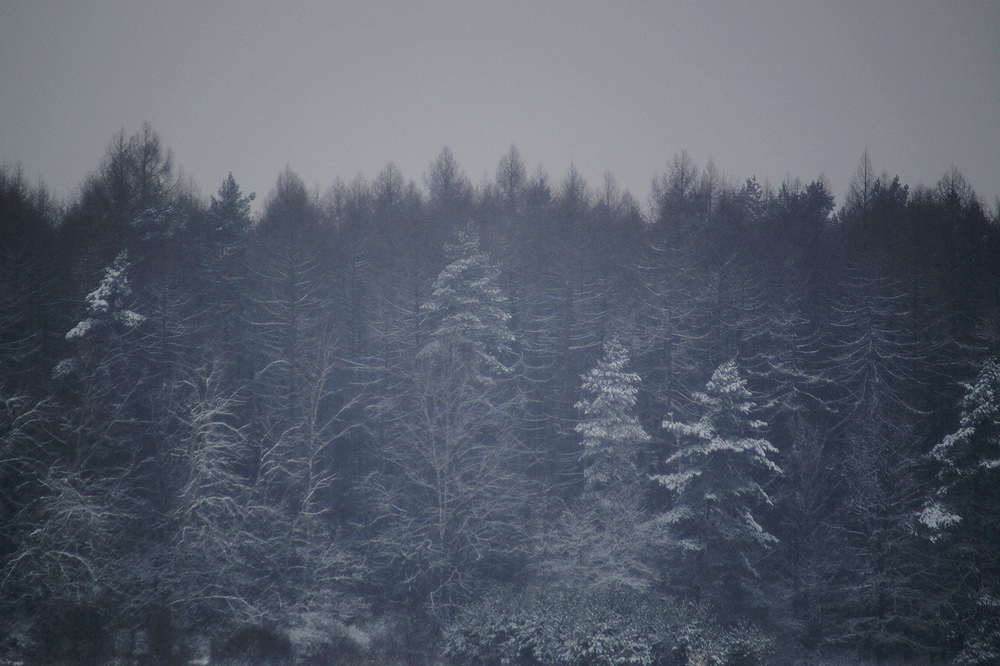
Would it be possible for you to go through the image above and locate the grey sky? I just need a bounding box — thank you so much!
[2,0,998,213]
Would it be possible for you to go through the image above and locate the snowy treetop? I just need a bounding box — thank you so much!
[65,252,145,343]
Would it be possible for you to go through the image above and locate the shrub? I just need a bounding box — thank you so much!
[443,586,771,666]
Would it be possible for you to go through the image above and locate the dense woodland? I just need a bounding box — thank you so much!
[1,125,999,666]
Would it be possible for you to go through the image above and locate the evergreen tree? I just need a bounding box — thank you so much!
[922,358,1000,665]
[419,222,515,384]
[535,337,657,592]
[207,173,254,249]
[363,221,528,614]
[653,359,781,614]
[575,336,650,499]
[53,251,145,379]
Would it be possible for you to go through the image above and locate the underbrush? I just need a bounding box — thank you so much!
[443,586,772,666]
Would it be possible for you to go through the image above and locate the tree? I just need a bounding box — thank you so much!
[62,125,177,271]
[495,145,526,213]
[826,421,943,661]
[653,359,781,615]
[7,251,160,663]
[419,223,515,385]
[921,358,1000,665]
[575,336,649,499]
[649,151,716,253]
[58,253,145,355]
[426,147,472,221]
[816,259,947,659]
[251,167,325,427]
[767,417,840,651]
[511,167,610,490]
[365,223,528,614]
[197,173,255,384]
[207,173,254,250]
[365,353,530,613]
[823,271,926,429]
[761,177,834,305]
[843,149,876,234]
[0,166,63,393]
[632,256,712,467]
[535,337,657,592]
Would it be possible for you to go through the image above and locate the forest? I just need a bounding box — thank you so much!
[1,124,999,666]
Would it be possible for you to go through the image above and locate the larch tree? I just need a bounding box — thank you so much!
[0,168,62,394]
[827,418,942,661]
[249,167,328,471]
[495,145,527,213]
[817,269,946,658]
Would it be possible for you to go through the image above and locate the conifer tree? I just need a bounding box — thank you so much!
[575,336,650,498]
[419,222,515,384]
[208,173,254,249]
[364,221,527,613]
[53,251,146,382]
[921,358,1000,665]
[535,336,657,592]
[653,359,782,613]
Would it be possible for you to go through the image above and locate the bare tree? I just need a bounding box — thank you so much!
[364,352,530,613]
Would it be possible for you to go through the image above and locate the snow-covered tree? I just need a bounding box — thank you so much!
[419,223,515,384]
[535,337,656,592]
[364,223,528,613]
[921,358,1000,665]
[575,336,650,498]
[535,484,660,593]
[652,359,782,613]
[58,251,144,359]
[922,358,1000,536]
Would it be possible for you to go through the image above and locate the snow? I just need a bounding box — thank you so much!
[117,310,146,329]
[52,357,79,378]
[918,501,961,531]
[66,318,98,341]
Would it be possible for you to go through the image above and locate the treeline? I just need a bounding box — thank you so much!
[1,125,999,665]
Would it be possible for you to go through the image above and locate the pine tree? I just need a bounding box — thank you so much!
[65,252,145,341]
[653,359,782,614]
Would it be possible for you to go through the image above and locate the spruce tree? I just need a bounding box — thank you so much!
[53,251,145,379]
[534,336,657,592]
[922,358,1000,665]
[364,221,528,612]
[575,336,649,499]
[653,359,781,613]
[419,222,515,384]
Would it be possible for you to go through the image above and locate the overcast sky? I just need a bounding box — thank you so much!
[2,0,998,213]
